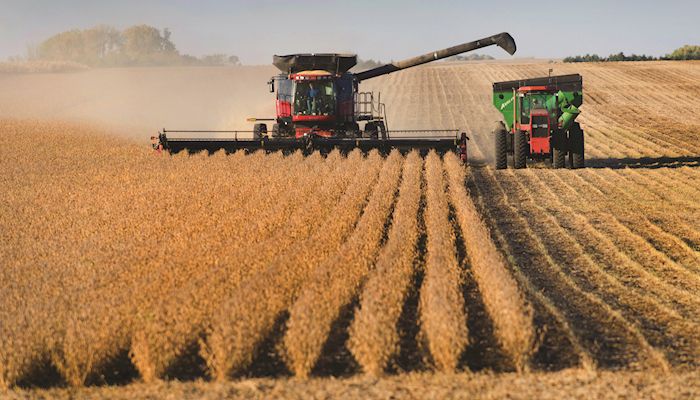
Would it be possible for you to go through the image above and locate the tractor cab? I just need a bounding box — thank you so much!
[516,86,557,155]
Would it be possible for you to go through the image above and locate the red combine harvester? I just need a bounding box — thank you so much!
[154,32,516,160]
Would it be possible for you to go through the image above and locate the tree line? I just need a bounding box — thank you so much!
[564,45,700,63]
[28,25,240,67]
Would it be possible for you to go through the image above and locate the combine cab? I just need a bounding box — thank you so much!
[492,74,584,169]
[155,32,518,161]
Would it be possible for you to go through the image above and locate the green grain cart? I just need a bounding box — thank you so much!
[492,74,584,169]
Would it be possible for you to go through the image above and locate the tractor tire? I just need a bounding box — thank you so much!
[552,130,567,169]
[253,123,267,139]
[513,130,528,169]
[553,148,566,169]
[494,124,508,170]
[569,123,585,169]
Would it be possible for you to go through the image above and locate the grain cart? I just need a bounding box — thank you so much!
[492,74,584,169]
[155,32,517,160]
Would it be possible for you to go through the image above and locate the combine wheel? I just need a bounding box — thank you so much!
[513,130,527,169]
[253,123,268,140]
[364,122,378,139]
[377,121,387,140]
[349,122,361,138]
[569,123,585,169]
[494,122,508,170]
[271,123,280,137]
[552,130,567,169]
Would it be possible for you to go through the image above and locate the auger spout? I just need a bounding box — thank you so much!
[354,32,516,82]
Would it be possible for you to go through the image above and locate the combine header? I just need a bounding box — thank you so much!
[154,32,517,160]
[492,74,584,169]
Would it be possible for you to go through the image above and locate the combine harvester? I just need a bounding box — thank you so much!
[492,74,584,169]
[153,32,517,160]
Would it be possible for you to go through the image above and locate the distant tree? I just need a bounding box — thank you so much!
[200,54,227,66]
[31,24,242,67]
[82,25,122,66]
[36,29,86,62]
[121,25,178,65]
[564,52,658,63]
[665,45,700,60]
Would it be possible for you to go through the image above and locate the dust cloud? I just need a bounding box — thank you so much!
[0,66,278,141]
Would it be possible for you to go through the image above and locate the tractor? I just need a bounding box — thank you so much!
[155,32,517,159]
[492,74,584,169]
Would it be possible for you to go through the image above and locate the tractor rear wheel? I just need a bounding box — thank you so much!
[513,130,527,169]
[494,123,508,170]
[253,123,267,139]
[551,131,569,168]
[552,131,567,169]
[569,123,585,169]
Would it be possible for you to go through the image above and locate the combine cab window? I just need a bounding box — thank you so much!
[294,80,335,116]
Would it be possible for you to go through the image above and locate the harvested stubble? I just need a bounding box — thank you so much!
[347,152,423,376]
[283,151,404,378]
[510,169,700,368]
[443,153,535,371]
[202,151,384,381]
[419,152,468,372]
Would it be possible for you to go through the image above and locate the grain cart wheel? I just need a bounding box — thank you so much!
[253,123,267,139]
[513,130,527,169]
[364,122,378,139]
[552,130,567,169]
[494,122,508,170]
[569,123,585,169]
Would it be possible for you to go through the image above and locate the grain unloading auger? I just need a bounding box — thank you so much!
[154,32,517,161]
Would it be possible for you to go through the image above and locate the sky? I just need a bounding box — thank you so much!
[1,0,698,64]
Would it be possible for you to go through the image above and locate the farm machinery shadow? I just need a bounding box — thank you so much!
[587,156,700,169]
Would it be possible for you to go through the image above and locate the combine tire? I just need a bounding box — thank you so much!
[364,122,378,139]
[253,123,267,140]
[377,121,387,140]
[349,122,361,138]
[570,123,585,169]
[513,130,527,169]
[494,123,508,170]
[552,130,567,169]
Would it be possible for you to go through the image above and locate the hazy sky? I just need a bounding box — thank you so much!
[1,0,698,63]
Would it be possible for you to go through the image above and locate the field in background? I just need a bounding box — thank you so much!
[1,60,699,398]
